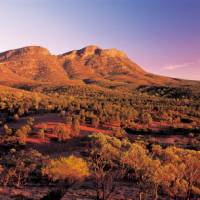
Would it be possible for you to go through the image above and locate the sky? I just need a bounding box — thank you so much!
[0,0,200,80]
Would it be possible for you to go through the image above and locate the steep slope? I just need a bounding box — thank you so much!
[59,45,145,78]
[0,45,199,91]
[59,45,181,86]
[0,46,69,85]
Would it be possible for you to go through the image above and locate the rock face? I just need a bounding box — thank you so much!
[0,46,69,84]
[0,45,185,87]
[0,46,50,61]
[59,45,146,81]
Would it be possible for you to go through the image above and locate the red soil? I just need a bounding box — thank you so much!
[0,113,192,147]
[25,114,113,145]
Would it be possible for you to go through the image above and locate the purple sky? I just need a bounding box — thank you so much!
[0,0,200,80]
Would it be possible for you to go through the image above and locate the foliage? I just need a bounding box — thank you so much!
[3,124,13,136]
[54,123,71,142]
[42,155,90,184]
[71,117,80,136]
[0,149,47,187]
[88,133,130,200]
[122,143,200,199]
[15,125,31,144]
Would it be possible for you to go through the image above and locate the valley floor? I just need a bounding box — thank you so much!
[0,113,199,200]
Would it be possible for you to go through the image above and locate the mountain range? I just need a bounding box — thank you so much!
[0,45,199,92]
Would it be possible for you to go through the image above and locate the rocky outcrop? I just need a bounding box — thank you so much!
[0,45,190,87]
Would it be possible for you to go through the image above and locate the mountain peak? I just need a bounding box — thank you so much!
[77,45,101,57]
[61,45,128,59]
[12,46,50,56]
[79,45,127,58]
[0,46,50,61]
[101,48,127,58]
[19,46,50,54]
[58,45,146,80]
[82,45,100,50]
[0,45,189,87]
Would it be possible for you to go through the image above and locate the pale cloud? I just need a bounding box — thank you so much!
[163,62,195,71]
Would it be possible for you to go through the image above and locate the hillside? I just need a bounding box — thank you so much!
[0,46,69,85]
[0,45,199,93]
[0,46,200,200]
[59,45,181,86]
